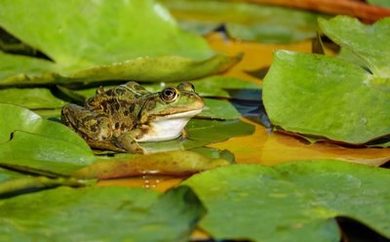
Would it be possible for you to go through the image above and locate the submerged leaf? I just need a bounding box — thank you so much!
[0,0,238,85]
[160,0,322,43]
[184,160,390,242]
[0,186,205,242]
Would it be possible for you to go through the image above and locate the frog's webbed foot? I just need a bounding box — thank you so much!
[113,132,145,154]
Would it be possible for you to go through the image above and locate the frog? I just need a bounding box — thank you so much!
[61,81,204,153]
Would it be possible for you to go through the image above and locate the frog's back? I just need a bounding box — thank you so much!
[86,82,150,114]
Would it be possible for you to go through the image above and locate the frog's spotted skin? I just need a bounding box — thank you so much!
[61,82,204,153]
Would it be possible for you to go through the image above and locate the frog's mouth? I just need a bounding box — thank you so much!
[136,108,202,142]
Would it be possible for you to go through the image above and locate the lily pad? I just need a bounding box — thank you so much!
[184,160,390,242]
[0,51,57,86]
[263,17,390,145]
[160,0,322,43]
[0,28,37,55]
[367,0,390,8]
[263,50,390,144]
[319,16,390,76]
[0,104,95,175]
[0,186,205,242]
[199,98,241,120]
[0,168,20,183]
[0,0,238,86]
[74,148,232,179]
[0,168,88,198]
[0,88,65,109]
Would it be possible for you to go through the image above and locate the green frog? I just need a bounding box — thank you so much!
[61,81,204,153]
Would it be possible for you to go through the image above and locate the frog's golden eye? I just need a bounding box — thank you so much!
[161,87,178,102]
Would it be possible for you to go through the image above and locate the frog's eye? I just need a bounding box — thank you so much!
[161,87,178,102]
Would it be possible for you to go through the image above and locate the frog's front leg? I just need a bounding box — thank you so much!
[61,104,125,152]
[113,130,146,154]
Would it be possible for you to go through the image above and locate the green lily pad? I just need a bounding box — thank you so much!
[0,88,65,109]
[263,17,390,145]
[319,16,390,76]
[0,104,95,175]
[0,51,57,86]
[0,186,205,242]
[160,0,322,43]
[367,0,390,8]
[0,28,37,55]
[34,109,62,120]
[184,160,390,242]
[199,98,241,120]
[263,50,390,144]
[0,167,88,198]
[0,168,20,183]
[74,148,232,179]
[177,20,221,35]
[0,0,238,86]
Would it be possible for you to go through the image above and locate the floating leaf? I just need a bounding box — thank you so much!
[319,16,390,75]
[0,104,95,175]
[0,168,23,184]
[0,51,57,85]
[0,88,65,109]
[34,109,62,120]
[74,148,231,179]
[0,0,238,86]
[0,186,205,242]
[0,168,88,198]
[184,160,390,242]
[367,0,390,8]
[160,0,322,43]
[199,98,241,120]
[177,20,221,35]
[0,28,37,55]
[263,50,390,144]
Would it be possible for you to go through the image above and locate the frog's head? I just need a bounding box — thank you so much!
[137,82,204,142]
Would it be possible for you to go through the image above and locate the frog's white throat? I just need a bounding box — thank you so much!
[136,109,202,142]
